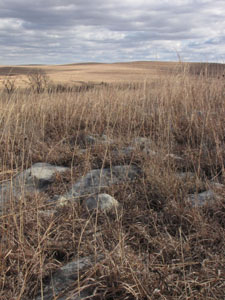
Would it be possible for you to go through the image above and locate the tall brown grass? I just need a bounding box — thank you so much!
[0,65,224,299]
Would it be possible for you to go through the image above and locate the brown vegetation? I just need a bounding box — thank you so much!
[0,62,224,299]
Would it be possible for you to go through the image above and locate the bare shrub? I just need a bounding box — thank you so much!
[2,75,17,94]
[26,69,50,93]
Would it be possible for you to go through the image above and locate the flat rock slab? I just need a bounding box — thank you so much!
[132,137,152,149]
[175,172,195,180]
[0,163,69,214]
[85,134,114,145]
[16,163,69,190]
[35,255,103,300]
[116,146,156,157]
[186,190,221,207]
[58,165,140,204]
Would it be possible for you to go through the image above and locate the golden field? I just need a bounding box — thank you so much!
[0,61,177,85]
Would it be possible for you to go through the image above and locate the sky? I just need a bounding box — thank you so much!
[0,0,225,65]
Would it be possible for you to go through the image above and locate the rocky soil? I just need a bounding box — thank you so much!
[1,134,223,299]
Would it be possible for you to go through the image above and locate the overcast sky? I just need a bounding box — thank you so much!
[0,0,225,65]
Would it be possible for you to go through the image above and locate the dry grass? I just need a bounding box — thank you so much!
[0,62,225,299]
[0,61,170,85]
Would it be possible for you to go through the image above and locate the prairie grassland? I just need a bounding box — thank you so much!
[0,60,203,87]
[0,61,173,85]
[0,62,225,299]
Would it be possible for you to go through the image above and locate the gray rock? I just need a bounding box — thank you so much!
[85,134,113,146]
[38,209,57,218]
[143,149,157,156]
[129,137,157,156]
[175,172,195,180]
[186,190,221,207]
[35,255,103,300]
[16,163,69,190]
[85,193,119,212]
[77,148,88,155]
[118,146,135,156]
[0,163,69,214]
[132,137,152,150]
[118,146,156,157]
[59,165,140,204]
[0,182,13,213]
[165,153,183,161]
[100,134,114,145]
[209,182,224,189]
[85,134,97,145]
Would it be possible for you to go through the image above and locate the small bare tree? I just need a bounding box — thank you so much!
[26,69,50,93]
[2,76,17,94]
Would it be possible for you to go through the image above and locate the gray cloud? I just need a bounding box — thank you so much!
[0,0,224,64]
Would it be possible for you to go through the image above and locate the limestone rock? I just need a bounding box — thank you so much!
[16,163,69,190]
[0,163,69,214]
[118,145,156,157]
[35,255,103,300]
[85,193,119,212]
[0,182,13,214]
[85,134,113,145]
[38,209,57,218]
[85,134,97,145]
[186,190,221,207]
[175,172,195,180]
[132,137,152,150]
[209,182,224,189]
[118,146,135,156]
[60,165,140,204]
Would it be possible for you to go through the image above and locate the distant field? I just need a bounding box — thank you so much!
[0,61,176,86]
[1,61,224,88]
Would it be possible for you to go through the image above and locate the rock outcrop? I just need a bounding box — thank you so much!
[186,189,222,207]
[35,255,103,300]
[57,165,140,205]
[1,134,223,299]
[0,163,69,214]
